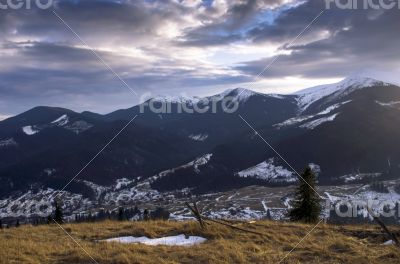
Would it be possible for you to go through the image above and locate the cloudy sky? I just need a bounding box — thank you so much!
[0,0,399,118]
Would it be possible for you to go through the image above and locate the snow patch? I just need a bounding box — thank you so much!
[0,138,17,147]
[149,153,213,182]
[65,121,93,134]
[382,240,395,245]
[275,101,350,129]
[300,113,339,129]
[375,100,400,107]
[189,134,208,141]
[103,234,207,246]
[309,163,321,175]
[115,178,133,190]
[316,100,351,115]
[51,114,69,126]
[339,173,382,183]
[237,158,296,183]
[274,115,314,129]
[22,126,39,135]
[44,168,56,176]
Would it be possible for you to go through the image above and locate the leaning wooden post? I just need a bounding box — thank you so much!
[185,202,206,229]
[367,207,400,247]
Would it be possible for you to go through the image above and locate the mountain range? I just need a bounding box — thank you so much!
[1,75,400,201]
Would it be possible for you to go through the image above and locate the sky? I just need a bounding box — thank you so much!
[0,0,399,118]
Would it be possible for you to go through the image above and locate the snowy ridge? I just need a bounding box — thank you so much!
[228,88,257,102]
[152,95,201,104]
[209,88,265,103]
[147,153,213,183]
[294,76,391,112]
[146,75,390,111]
[236,158,296,183]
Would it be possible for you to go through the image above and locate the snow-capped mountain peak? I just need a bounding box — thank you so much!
[294,75,392,112]
[229,88,258,102]
[209,87,258,103]
[151,95,201,104]
[335,75,390,89]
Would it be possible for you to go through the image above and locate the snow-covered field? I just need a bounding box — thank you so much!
[1,173,400,223]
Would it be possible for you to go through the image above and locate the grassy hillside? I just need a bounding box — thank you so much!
[0,220,399,263]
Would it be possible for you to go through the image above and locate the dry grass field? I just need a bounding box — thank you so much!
[0,220,399,264]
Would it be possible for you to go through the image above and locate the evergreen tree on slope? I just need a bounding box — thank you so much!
[289,167,321,223]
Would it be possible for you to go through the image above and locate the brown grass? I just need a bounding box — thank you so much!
[0,220,399,264]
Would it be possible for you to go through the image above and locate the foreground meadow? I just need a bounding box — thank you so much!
[0,220,399,264]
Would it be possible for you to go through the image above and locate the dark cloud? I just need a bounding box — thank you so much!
[236,1,400,79]
[178,0,295,47]
[0,0,398,116]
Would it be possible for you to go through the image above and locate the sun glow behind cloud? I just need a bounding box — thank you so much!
[0,0,399,116]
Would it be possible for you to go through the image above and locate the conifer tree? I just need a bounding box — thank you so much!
[54,201,64,224]
[289,167,321,223]
[118,207,124,221]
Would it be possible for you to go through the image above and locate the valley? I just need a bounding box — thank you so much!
[1,76,400,225]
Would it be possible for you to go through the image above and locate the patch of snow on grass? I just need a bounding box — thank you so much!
[382,240,395,245]
[104,234,207,246]
[22,126,39,135]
